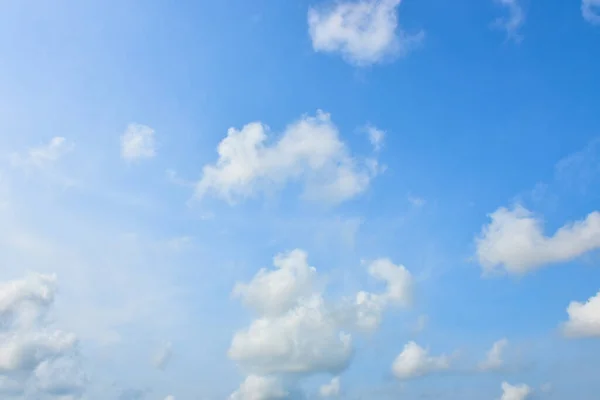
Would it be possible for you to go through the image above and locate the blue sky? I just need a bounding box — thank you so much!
[1,0,600,399]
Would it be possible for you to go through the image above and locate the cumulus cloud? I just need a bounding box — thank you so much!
[493,0,525,41]
[391,341,450,379]
[0,273,85,398]
[121,123,156,161]
[232,250,318,318]
[229,375,291,400]
[500,382,532,400]
[196,111,379,205]
[308,0,423,66]
[479,338,508,371]
[475,205,600,275]
[229,250,412,397]
[9,137,74,169]
[582,0,600,24]
[152,341,173,370]
[562,290,600,337]
[319,377,340,397]
[352,258,413,331]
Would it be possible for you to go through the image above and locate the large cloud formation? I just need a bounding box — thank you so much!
[195,111,380,205]
[228,249,413,398]
[0,273,86,399]
[475,205,600,274]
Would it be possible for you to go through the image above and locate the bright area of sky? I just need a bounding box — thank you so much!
[1,0,600,399]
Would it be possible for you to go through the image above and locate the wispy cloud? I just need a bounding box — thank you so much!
[582,0,600,24]
[493,0,525,42]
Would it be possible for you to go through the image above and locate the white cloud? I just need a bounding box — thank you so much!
[308,0,423,66]
[493,0,525,41]
[229,250,413,393]
[562,290,600,337]
[500,382,532,400]
[0,273,86,398]
[229,294,353,376]
[232,249,317,318]
[319,377,340,397]
[352,258,413,331]
[9,137,74,169]
[121,123,156,161]
[475,205,600,275]
[229,375,289,400]
[164,396,175,400]
[391,341,450,379]
[196,111,379,204]
[365,125,385,152]
[582,0,600,24]
[152,341,173,370]
[479,338,508,371]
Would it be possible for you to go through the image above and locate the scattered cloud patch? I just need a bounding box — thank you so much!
[562,290,600,337]
[121,124,156,161]
[195,111,380,205]
[152,341,173,370]
[319,377,340,397]
[493,0,525,42]
[500,381,532,400]
[364,125,385,152]
[479,338,508,371]
[391,341,450,379]
[229,375,291,400]
[9,137,74,169]
[408,194,425,208]
[308,0,423,66]
[582,0,600,24]
[352,258,413,331]
[475,205,600,275]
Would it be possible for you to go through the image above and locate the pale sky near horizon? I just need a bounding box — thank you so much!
[1,1,600,399]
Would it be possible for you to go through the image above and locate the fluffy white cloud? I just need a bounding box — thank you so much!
[229,375,289,400]
[475,205,600,274]
[308,0,423,66]
[121,123,156,161]
[352,258,412,331]
[164,396,175,400]
[232,249,317,318]
[493,0,525,41]
[0,273,85,398]
[319,377,340,397]
[196,111,379,204]
[500,382,532,400]
[229,294,353,375]
[479,338,508,371]
[582,0,600,24]
[229,250,413,396]
[391,341,449,379]
[9,137,74,169]
[152,341,173,370]
[562,290,600,337]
